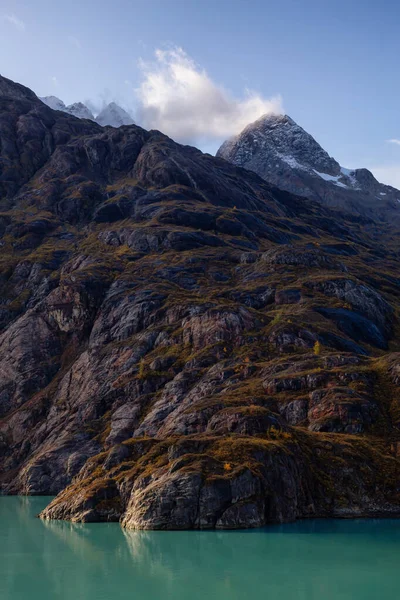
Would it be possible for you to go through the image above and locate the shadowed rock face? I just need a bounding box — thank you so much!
[1,75,400,529]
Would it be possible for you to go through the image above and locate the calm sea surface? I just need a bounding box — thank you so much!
[1,496,399,600]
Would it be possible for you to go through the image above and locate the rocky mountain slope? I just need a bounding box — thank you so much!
[1,74,400,529]
[217,114,400,220]
[40,95,134,127]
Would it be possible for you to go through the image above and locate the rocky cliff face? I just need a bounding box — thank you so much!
[1,74,400,529]
[217,114,400,220]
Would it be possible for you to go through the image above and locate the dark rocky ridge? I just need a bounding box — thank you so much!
[1,74,400,529]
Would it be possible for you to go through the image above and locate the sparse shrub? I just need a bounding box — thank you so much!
[313,340,321,356]
[270,310,282,327]
[266,425,292,441]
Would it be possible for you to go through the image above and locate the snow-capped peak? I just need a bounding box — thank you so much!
[39,95,134,128]
[40,96,66,111]
[217,113,400,218]
[40,96,94,120]
[66,102,95,120]
[96,102,134,127]
[218,113,340,176]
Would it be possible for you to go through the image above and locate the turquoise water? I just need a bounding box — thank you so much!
[1,497,399,600]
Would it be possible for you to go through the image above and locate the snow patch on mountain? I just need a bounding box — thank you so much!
[340,167,361,190]
[314,169,349,189]
[280,154,307,170]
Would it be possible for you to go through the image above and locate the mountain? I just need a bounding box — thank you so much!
[217,114,400,220]
[40,95,134,127]
[96,102,135,127]
[40,96,95,120]
[37,95,66,111]
[64,101,95,120]
[1,73,400,530]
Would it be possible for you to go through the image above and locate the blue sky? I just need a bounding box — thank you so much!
[1,0,399,186]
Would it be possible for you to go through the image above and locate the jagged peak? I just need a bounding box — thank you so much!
[39,95,66,111]
[248,112,295,128]
[218,112,339,176]
[96,102,135,127]
[65,102,95,120]
[217,112,400,217]
[40,91,134,127]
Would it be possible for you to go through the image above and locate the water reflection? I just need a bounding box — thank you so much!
[1,497,399,600]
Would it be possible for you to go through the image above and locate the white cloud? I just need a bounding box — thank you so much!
[3,14,25,31]
[135,47,283,145]
[68,36,81,49]
[387,139,400,146]
[372,165,400,189]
